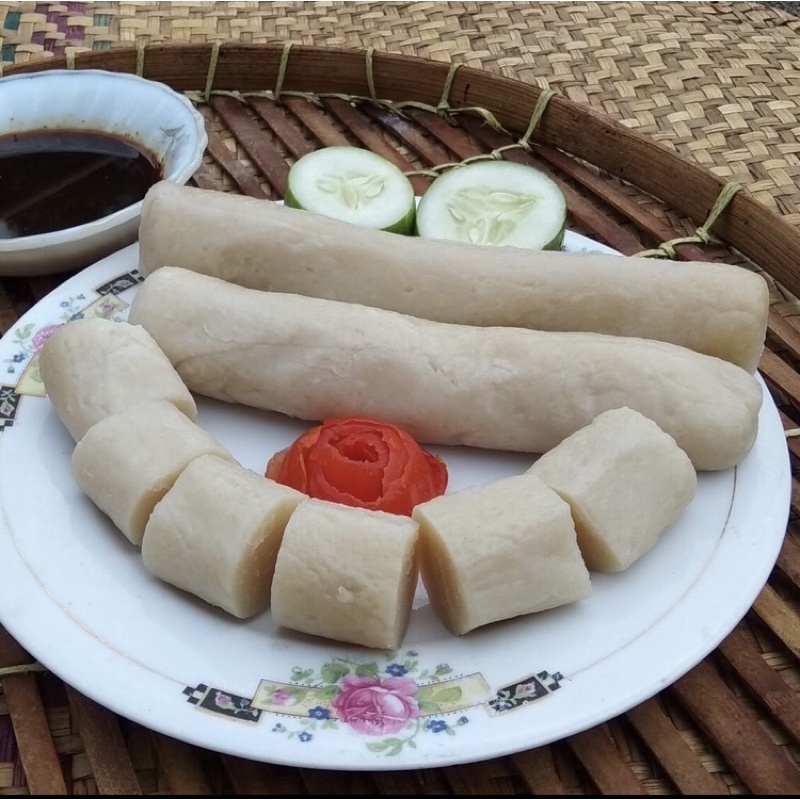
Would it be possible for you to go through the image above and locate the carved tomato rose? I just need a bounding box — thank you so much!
[331,675,420,735]
[265,417,447,516]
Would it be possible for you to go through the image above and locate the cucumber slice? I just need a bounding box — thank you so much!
[285,146,416,234]
[415,161,567,250]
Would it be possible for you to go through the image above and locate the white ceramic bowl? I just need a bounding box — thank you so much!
[0,69,207,276]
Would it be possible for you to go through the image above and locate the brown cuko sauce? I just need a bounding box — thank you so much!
[0,129,162,239]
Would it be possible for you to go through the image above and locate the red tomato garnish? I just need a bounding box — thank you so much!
[265,417,448,516]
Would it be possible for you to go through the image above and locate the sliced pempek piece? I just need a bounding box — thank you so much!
[271,498,419,650]
[71,400,234,545]
[39,317,196,442]
[129,266,762,471]
[412,473,591,636]
[142,454,305,618]
[528,406,697,572]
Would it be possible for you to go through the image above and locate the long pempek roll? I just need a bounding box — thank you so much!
[128,267,762,471]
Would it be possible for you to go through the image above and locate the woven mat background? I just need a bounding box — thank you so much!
[1,1,800,225]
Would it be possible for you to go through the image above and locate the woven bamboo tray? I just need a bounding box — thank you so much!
[2,30,800,797]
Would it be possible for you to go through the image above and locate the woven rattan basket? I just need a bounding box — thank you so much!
[2,40,800,796]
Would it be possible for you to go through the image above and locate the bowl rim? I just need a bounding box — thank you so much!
[0,68,208,252]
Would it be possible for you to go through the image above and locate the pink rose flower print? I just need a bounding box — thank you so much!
[31,324,60,354]
[332,675,420,736]
[271,688,293,706]
[213,692,235,711]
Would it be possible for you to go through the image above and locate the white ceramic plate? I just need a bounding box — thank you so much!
[0,237,789,770]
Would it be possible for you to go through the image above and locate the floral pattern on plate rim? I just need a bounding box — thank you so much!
[183,650,563,757]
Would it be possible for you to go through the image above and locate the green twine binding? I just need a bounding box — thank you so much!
[634,182,743,259]
[203,40,222,102]
[135,42,146,77]
[519,88,556,148]
[437,62,463,112]
[365,47,376,102]
[0,662,46,679]
[274,41,293,101]
[65,50,76,70]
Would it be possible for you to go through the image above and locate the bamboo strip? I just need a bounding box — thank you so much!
[298,767,375,795]
[209,95,290,197]
[221,755,279,796]
[510,746,570,795]
[0,629,65,796]
[566,726,647,795]
[767,309,800,360]
[360,104,455,171]
[760,350,800,407]
[1,677,66,796]
[371,769,443,796]
[777,534,800,590]
[718,628,800,747]
[672,659,800,795]
[443,760,511,795]
[753,585,800,660]
[248,97,318,160]
[204,128,269,199]
[189,162,223,192]
[280,96,353,149]
[788,478,800,520]
[64,687,142,796]
[626,699,727,795]
[153,734,213,796]
[406,108,485,159]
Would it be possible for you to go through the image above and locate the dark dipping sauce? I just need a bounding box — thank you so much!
[0,129,162,239]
